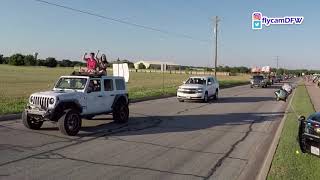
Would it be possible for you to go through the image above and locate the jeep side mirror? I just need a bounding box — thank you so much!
[87,88,92,93]
[208,82,212,85]
[183,81,186,84]
[298,115,305,121]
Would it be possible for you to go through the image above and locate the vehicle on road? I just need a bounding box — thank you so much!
[274,89,288,101]
[282,83,293,94]
[177,76,219,103]
[23,72,129,136]
[298,113,320,157]
[250,75,268,88]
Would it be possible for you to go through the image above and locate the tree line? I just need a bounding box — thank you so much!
[0,53,137,68]
[1,53,318,75]
[0,53,86,67]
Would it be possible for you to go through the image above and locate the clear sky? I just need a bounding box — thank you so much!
[1,0,319,69]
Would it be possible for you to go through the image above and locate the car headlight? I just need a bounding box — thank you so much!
[49,98,55,104]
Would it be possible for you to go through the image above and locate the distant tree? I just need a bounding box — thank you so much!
[72,61,86,67]
[0,54,3,64]
[9,54,25,66]
[24,55,36,66]
[238,66,250,73]
[36,59,46,66]
[3,57,9,64]
[138,63,146,69]
[59,59,73,67]
[204,67,213,72]
[276,68,285,75]
[45,57,57,67]
[224,66,231,72]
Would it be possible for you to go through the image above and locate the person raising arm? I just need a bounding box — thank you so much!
[83,52,97,73]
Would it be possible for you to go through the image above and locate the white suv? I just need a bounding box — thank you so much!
[177,76,219,102]
[23,72,129,136]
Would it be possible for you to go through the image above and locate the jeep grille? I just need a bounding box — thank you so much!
[31,96,50,109]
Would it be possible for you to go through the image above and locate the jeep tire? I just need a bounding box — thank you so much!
[113,100,129,124]
[58,109,81,136]
[22,111,43,130]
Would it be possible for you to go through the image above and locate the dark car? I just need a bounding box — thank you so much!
[298,113,320,157]
[250,75,268,88]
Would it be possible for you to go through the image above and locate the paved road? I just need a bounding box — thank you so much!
[0,82,292,180]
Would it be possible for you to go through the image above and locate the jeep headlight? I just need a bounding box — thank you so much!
[49,98,55,104]
[30,96,34,104]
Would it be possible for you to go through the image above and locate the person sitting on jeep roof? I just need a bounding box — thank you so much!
[83,52,97,73]
[97,54,108,74]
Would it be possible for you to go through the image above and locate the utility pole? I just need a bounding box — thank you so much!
[275,56,280,75]
[213,16,220,77]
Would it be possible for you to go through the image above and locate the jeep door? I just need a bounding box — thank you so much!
[102,78,115,112]
[86,79,106,114]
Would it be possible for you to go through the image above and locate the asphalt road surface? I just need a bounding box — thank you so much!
[0,81,296,180]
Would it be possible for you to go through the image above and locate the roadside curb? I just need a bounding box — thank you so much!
[257,85,297,180]
[0,82,249,121]
[129,94,175,103]
[0,113,21,122]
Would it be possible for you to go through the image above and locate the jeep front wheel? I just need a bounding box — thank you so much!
[58,109,81,136]
[113,100,129,124]
[22,111,43,130]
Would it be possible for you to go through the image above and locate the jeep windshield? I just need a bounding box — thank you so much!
[55,78,87,90]
[185,78,206,85]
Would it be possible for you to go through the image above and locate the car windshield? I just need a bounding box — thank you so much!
[186,78,206,84]
[253,76,264,80]
[55,78,87,90]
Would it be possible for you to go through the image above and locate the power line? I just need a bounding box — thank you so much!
[33,0,210,43]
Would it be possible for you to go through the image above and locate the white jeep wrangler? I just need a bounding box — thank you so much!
[23,72,129,136]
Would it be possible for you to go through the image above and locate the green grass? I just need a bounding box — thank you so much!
[268,84,320,180]
[0,65,249,114]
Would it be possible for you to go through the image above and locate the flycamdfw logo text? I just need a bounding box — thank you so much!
[252,12,304,30]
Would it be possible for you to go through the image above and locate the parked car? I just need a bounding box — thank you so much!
[298,113,320,157]
[250,75,268,88]
[23,72,129,136]
[177,76,219,103]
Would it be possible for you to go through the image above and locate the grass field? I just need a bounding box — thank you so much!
[268,84,320,179]
[0,65,249,114]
